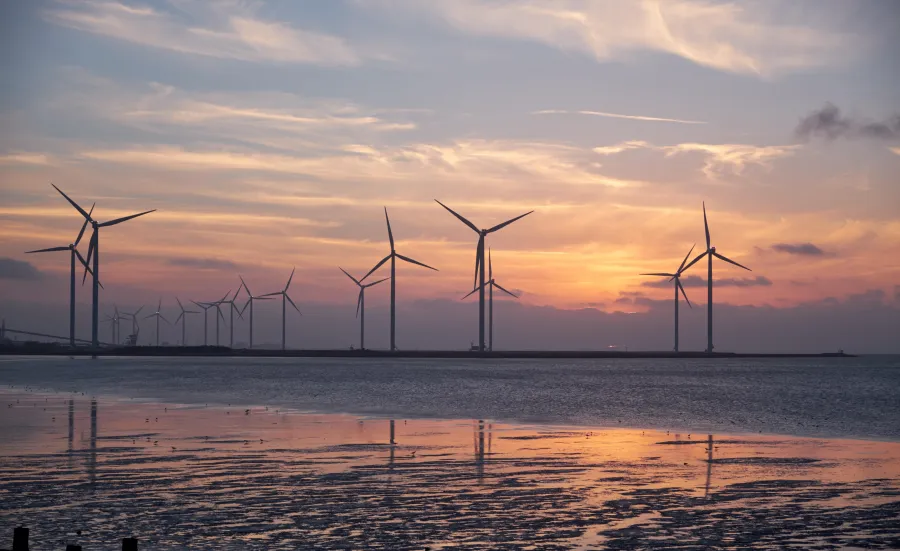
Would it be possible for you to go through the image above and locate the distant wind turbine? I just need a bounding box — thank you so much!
[683,202,751,352]
[340,267,389,350]
[25,203,97,347]
[435,200,532,352]
[144,299,170,346]
[174,298,200,346]
[122,306,143,345]
[361,208,437,352]
[52,184,155,349]
[218,287,244,348]
[261,268,301,351]
[462,249,518,351]
[239,277,272,349]
[640,245,695,352]
[210,292,229,346]
[191,300,214,346]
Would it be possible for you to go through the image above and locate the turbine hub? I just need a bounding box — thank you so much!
[710,246,716,252]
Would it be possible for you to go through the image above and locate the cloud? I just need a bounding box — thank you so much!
[0,258,43,280]
[534,110,705,125]
[167,257,239,271]
[0,152,54,166]
[375,0,854,77]
[771,243,826,256]
[642,275,771,288]
[592,140,652,156]
[891,147,900,156]
[795,103,900,141]
[43,0,360,66]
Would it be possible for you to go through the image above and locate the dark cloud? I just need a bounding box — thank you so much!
[771,243,827,256]
[0,258,42,280]
[642,275,771,289]
[795,103,900,141]
[167,257,238,271]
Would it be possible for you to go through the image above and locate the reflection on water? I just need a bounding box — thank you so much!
[0,389,898,550]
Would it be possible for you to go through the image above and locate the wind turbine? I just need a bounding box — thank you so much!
[462,249,518,352]
[144,299,170,347]
[218,287,244,348]
[239,277,272,349]
[361,208,437,352]
[210,292,228,346]
[122,306,143,346]
[340,267,389,350]
[640,245,695,352]
[682,202,751,353]
[435,200,532,352]
[191,300,214,346]
[25,203,96,347]
[52,184,155,349]
[261,269,301,351]
[174,298,200,346]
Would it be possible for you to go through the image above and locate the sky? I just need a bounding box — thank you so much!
[1,0,898,352]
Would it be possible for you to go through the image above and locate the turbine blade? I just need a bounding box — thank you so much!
[340,267,361,286]
[260,292,281,297]
[176,297,184,311]
[677,244,696,274]
[160,314,171,325]
[487,210,533,233]
[190,300,205,309]
[489,248,492,280]
[74,249,94,278]
[703,202,710,249]
[384,207,395,250]
[286,293,301,314]
[98,209,156,227]
[239,276,252,297]
[157,298,162,311]
[82,231,96,285]
[493,281,518,299]
[175,312,184,325]
[713,251,751,271]
[678,278,692,308]
[361,254,391,281]
[461,284,485,300]
[239,300,250,316]
[396,253,437,271]
[285,267,295,291]
[681,251,708,273]
[134,306,144,316]
[74,203,95,246]
[474,235,483,289]
[26,246,69,253]
[434,200,479,233]
[144,314,155,320]
[216,306,226,321]
[364,277,390,288]
[52,184,92,221]
[640,272,675,277]
[356,289,363,318]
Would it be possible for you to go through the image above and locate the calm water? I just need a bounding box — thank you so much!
[1,355,898,440]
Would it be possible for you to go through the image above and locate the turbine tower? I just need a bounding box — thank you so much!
[210,292,228,346]
[239,277,272,349]
[52,184,155,349]
[340,267,389,350]
[462,249,518,351]
[683,202,751,352]
[25,203,96,347]
[640,245,695,352]
[144,299,170,346]
[218,287,244,348]
[191,300,214,346]
[261,268,301,350]
[360,208,437,352]
[435,200,532,352]
[174,298,200,346]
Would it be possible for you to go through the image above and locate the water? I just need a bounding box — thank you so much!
[1,355,899,440]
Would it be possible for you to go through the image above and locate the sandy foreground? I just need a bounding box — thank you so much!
[1,387,898,550]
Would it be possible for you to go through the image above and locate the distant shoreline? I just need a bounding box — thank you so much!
[0,345,855,359]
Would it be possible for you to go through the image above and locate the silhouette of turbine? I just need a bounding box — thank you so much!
[361,208,436,352]
[640,244,695,352]
[239,277,272,350]
[144,299,170,347]
[462,249,518,351]
[261,268,301,350]
[435,200,532,352]
[174,298,200,346]
[683,202,751,352]
[341,267,389,350]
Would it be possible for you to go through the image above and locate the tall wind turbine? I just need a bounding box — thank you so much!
[435,200,532,352]
[218,287,244,348]
[462,249,518,351]
[210,292,228,346]
[52,184,155,349]
[122,306,143,345]
[683,202,751,352]
[145,299,170,346]
[640,245,695,352]
[191,300,214,346]
[239,277,272,349]
[174,298,200,346]
[340,267,389,350]
[261,269,301,351]
[361,208,437,351]
[25,203,96,347]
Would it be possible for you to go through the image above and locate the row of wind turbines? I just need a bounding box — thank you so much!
[27,183,750,353]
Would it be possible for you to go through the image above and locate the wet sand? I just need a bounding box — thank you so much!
[1,388,899,550]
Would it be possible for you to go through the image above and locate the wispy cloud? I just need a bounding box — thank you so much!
[374,0,854,77]
[796,103,900,142]
[771,243,827,256]
[43,0,360,66]
[642,274,771,288]
[592,141,652,156]
[167,257,238,271]
[891,147,900,156]
[0,152,54,166]
[534,110,705,125]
